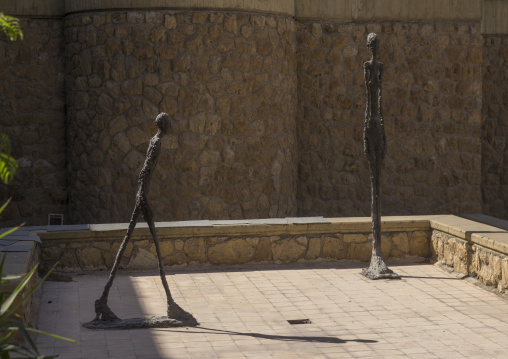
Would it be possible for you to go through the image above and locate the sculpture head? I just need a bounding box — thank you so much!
[366,32,379,56]
[156,112,170,136]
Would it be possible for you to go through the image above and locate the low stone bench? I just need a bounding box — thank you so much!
[37,216,431,272]
[431,214,508,293]
[33,215,508,296]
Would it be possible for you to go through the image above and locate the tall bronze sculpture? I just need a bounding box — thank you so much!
[85,113,197,329]
[361,33,399,280]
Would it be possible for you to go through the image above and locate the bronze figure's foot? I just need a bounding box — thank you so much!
[94,298,120,322]
[167,301,198,325]
[362,256,400,280]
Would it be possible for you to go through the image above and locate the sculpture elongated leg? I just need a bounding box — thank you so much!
[84,113,198,329]
[146,218,197,324]
[94,207,140,322]
[362,162,399,279]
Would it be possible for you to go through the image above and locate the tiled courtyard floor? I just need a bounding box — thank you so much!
[36,261,508,358]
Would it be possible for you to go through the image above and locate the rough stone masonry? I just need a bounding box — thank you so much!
[0,5,505,226]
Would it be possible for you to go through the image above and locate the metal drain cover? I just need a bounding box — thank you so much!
[287,319,311,325]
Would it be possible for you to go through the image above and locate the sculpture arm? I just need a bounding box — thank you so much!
[363,62,369,156]
[364,62,370,121]
[378,63,384,123]
[378,63,387,158]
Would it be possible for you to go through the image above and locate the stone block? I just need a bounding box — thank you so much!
[392,232,409,255]
[149,240,174,257]
[127,247,157,269]
[208,238,255,265]
[322,236,344,259]
[254,237,272,262]
[344,234,367,243]
[347,242,371,262]
[272,238,306,263]
[184,238,207,263]
[163,252,187,266]
[174,240,184,251]
[453,238,469,274]
[76,247,104,269]
[410,231,429,257]
[473,246,503,287]
[502,258,508,291]
[41,245,63,261]
[110,241,134,259]
[306,237,322,260]
[443,237,454,267]
[93,242,111,251]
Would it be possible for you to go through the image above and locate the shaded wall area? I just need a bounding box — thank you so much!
[65,11,298,224]
[2,5,508,226]
[0,19,67,226]
[481,36,508,219]
[297,21,483,217]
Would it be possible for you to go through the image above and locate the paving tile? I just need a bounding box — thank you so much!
[35,262,508,358]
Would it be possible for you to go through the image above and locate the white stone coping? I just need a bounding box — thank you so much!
[36,214,508,257]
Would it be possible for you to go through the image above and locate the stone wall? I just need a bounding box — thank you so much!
[39,228,430,272]
[481,36,508,219]
[431,230,508,294]
[0,18,67,227]
[297,21,483,217]
[2,5,508,226]
[64,11,298,224]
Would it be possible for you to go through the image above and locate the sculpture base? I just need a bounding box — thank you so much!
[362,267,401,280]
[361,256,401,280]
[83,316,199,330]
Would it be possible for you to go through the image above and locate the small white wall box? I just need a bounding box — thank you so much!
[48,214,64,226]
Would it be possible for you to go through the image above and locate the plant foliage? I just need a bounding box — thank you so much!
[0,200,75,358]
[0,134,17,185]
[0,12,23,185]
[0,13,22,41]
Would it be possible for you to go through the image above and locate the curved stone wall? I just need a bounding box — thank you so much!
[2,1,508,227]
[65,10,298,223]
[0,18,67,226]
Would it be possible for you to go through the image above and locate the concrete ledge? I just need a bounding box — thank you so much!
[37,216,433,272]
[38,215,433,241]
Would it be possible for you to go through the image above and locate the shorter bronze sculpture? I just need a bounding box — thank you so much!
[84,113,198,329]
[362,33,399,280]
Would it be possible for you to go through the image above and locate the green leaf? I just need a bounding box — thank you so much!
[2,262,58,320]
[11,319,39,355]
[0,199,11,215]
[0,13,23,41]
[0,265,35,316]
[0,153,17,185]
[26,328,76,343]
[0,223,25,240]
